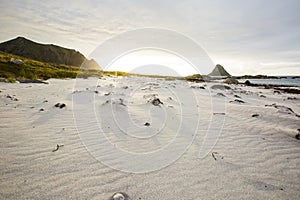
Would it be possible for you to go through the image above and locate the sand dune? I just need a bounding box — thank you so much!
[0,76,299,199]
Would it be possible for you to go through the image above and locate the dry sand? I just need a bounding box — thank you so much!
[0,76,299,199]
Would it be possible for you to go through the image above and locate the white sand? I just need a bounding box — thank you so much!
[0,77,299,199]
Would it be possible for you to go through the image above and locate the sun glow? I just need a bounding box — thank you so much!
[107,49,199,76]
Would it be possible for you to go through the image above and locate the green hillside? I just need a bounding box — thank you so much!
[0,51,102,82]
[0,37,85,66]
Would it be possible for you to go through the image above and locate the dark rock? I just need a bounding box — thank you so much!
[274,90,281,94]
[54,103,66,109]
[252,114,259,117]
[18,79,48,84]
[216,93,226,97]
[211,85,231,90]
[223,77,239,84]
[39,108,44,112]
[287,97,298,100]
[244,80,251,86]
[260,95,266,98]
[234,94,241,98]
[151,98,163,106]
[144,122,150,126]
[230,99,245,103]
[59,103,66,109]
[295,134,300,140]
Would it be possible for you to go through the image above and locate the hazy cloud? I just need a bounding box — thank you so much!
[0,0,299,75]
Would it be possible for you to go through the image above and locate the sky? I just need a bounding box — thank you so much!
[0,0,300,75]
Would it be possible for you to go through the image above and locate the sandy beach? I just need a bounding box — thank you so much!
[0,76,299,199]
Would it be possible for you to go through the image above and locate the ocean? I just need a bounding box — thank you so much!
[238,76,300,87]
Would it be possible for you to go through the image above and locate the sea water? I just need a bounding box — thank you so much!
[239,76,300,87]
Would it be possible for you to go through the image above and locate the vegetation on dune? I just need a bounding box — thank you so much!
[0,51,102,82]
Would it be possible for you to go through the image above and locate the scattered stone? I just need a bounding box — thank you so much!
[265,103,294,114]
[104,92,111,96]
[151,98,163,106]
[18,79,48,84]
[287,97,298,100]
[223,77,239,84]
[6,95,18,101]
[54,103,66,109]
[230,99,245,103]
[234,94,242,98]
[295,134,300,140]
[39,108,44,112]
[43,100,48,103]
[122,86,129,89]
[211,152,223,161]
[274,90,281,94]
[191,85,205,89]
[109,192,129,200]
[260,95,266,98]
[10,58,24,65]
[94,91,99,94]
[216,93,226,97]
[213,113,226,115]
[211,85,231,90]
[167,97,173,100]
[119,98,126,106]
[252,114,259,117]
[144,122,150,126]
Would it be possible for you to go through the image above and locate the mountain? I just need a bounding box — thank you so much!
[0,37,88,67]
[208,64,231,77]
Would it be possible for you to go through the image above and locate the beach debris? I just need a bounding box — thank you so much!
[211,84,231,90]
[252,114,259,117]
[110,192,129,200]
[230,99,245,104]
[151,97,163,106]
[212,152,223,161]
[213,112,226,115]
[144,122,150,126]
[54,103,66,109]
[216,92,226,97]
[52,144,64,152]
